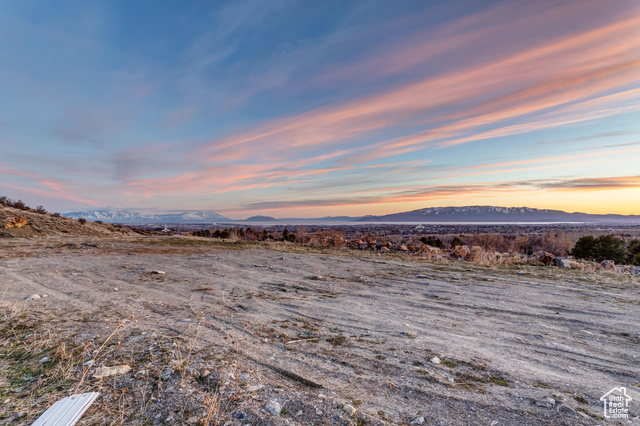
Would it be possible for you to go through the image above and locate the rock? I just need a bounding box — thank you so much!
[552,257,567,268]
[152,270,166,275]
[600,260,616,272]
[39,357,51,363]
[411,417,425,425]
[316,409,323,416]
[83,360,95,366]
[245,385,264,393]
[535,397,556,409]
[343,404,357,416]
[233,412,248,420]
[17,411,26,418]
[453,245,470,259]
[534,251,556,265]
[380,247,390,253]
[359,242,369,250]
[4,217,28,229]
[430,356,441,364]
[407,240,425,253]
[93,364,131,378]
[329,235,345,247]
[397,244,408,252]
[26,294,41,300]
[266,399,282,416]
[557,404,576,415]
[162,368,174,381]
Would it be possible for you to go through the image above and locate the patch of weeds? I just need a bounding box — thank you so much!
[573,395,587,404]
[454,372,487,393]
[576,407,604,420]
[412,360,424,367]
[442,360,458,368]
[534,381,551,388]
[326,335,346,347]
[352,399,362,407]
[375,355,386,360]
[280,408,288,415]
[298,330,316,340]
[377,411,390,422]
[489,375,510,387]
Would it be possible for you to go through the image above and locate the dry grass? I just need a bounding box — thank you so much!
[0,301,248,425]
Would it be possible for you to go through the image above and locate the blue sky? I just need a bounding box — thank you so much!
[1,0,639,217]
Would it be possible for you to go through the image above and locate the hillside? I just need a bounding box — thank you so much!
[0,205,136,238]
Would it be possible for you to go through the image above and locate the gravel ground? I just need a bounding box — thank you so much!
[1,236,639,425]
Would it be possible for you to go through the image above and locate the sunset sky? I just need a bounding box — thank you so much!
[1,0,639,218]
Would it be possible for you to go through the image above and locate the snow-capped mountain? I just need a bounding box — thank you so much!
[356,206,640,223]
[64,209,231,223]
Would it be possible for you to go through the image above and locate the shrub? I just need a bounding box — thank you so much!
[450,236,465,248]
[282,227,296,242]
[78,218,87,225]
[420,236,445,248]
[34,205,47,214]
[571,235,626,263]
[0,196,30,210]
[627,239,640,265]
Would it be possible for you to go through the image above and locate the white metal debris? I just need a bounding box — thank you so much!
[32,392,100,426]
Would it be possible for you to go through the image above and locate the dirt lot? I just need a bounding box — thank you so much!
[1,236,639,425]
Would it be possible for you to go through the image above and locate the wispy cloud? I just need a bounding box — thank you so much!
[3,0,640,214]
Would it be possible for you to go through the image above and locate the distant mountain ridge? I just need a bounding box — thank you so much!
[356,206,640,223]
[64,209,230,223]
[244,215,277,222]
[65,206,640,224]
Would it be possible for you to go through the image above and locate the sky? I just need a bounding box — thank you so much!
[1,0,640,218]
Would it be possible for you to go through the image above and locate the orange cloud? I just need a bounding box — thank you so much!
[183,5,640,178]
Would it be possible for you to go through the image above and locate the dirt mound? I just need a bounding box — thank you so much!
[0,206,136,238]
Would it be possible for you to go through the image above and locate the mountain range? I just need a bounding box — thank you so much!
[356,206,640,223]
[64,209,230,223]
[64,206,640,224]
